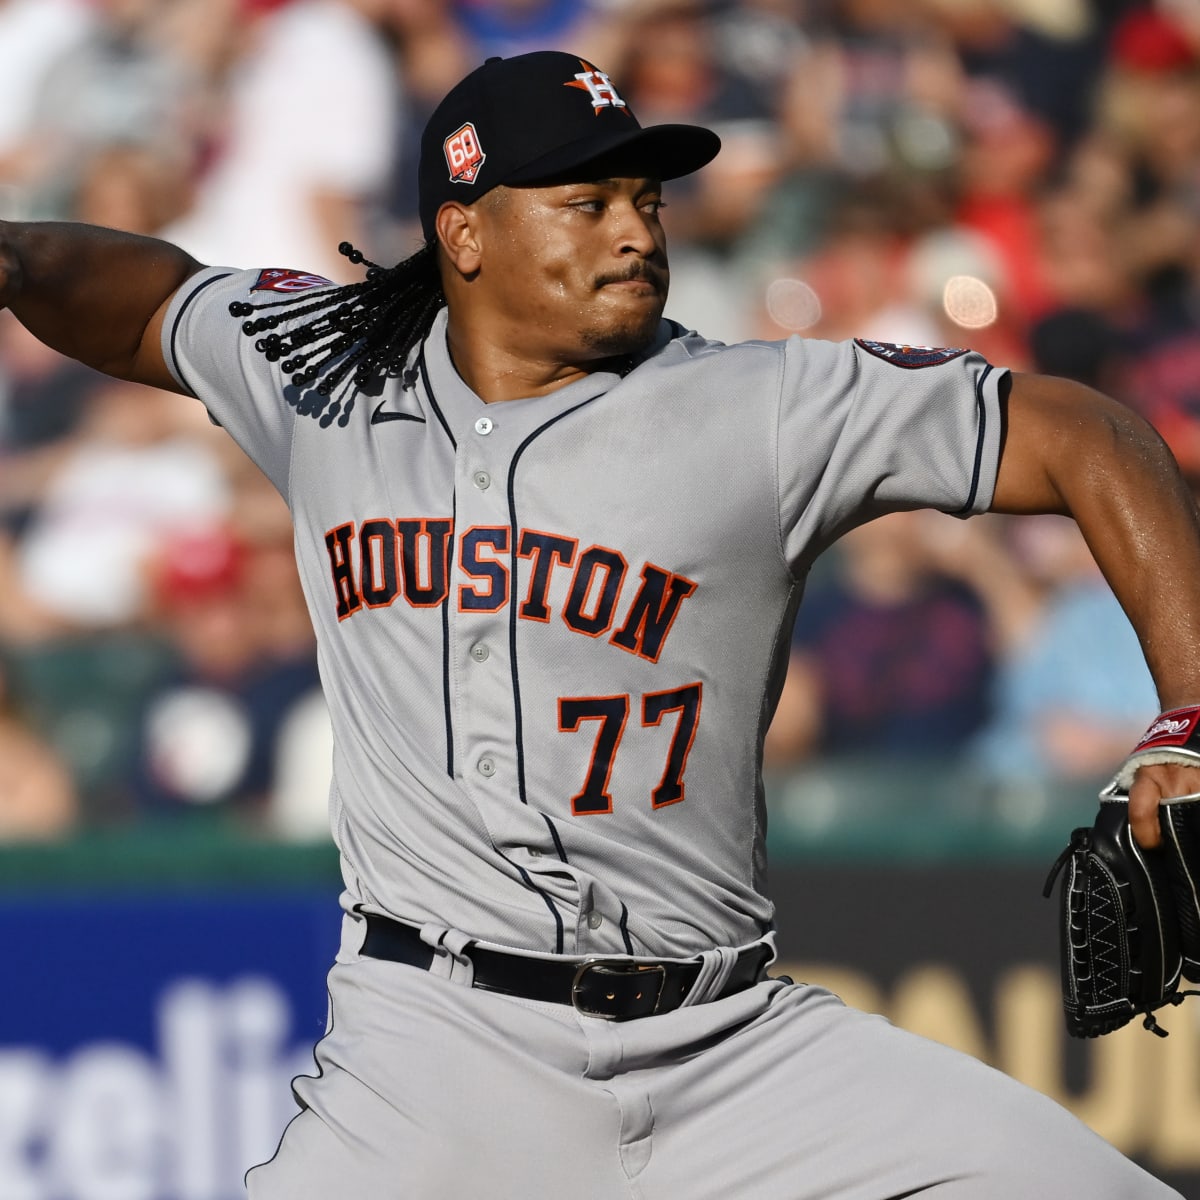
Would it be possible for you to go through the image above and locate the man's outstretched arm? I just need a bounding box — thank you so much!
[0,220,205,393]
[993,371,1200,847]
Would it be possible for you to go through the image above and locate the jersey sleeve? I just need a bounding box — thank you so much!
[161,265,332,499]
[776,336,1007,569]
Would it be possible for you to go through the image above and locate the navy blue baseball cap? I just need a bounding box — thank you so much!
[417,51,721,241]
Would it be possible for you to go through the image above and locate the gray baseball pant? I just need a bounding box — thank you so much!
[246,936,1180,1199]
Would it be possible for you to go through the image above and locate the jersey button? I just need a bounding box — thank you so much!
[474,416,494,435]
[586,911,603,930]
[470,643,490,662]
[473,470,491,490]
[477,756,496,778]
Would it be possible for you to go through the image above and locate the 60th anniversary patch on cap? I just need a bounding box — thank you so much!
[444,122,486,184]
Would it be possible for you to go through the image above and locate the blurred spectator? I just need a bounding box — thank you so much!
[0,379,231,640]
[0,653,78,840]
[931,0,1115,153]
[1094,6,1200,290]
[131,525,324,825]
[1033,173,1135,319]
[751,183,946,344]
[952,76,1057,322]
[778,0,963,181]
[1050,6,1200,479]
[747,179,1030,369]
[626,5,786,237]
[1027,306,1122,395]
[377,0,475,249]
[615,2,797,340]
[965,514,1158,800]
[452,0,615,60]
[764,511,1013,765]
[164,0,406,281]
[0,313,96,464]
[1117,289,1200,482]
[70,142,193,237]
[0,0,96,218]
[905,223,1030,366]
[3,0,215,220]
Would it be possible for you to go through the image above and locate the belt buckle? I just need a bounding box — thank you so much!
[570,958,668,1020]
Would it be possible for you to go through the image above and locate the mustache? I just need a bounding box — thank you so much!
[593,262,667,292]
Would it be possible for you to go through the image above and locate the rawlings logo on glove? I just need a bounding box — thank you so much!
[1138,714,1195,744]
[1044,708,1200,1037]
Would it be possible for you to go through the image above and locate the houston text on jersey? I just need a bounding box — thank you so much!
[323,517,697,663]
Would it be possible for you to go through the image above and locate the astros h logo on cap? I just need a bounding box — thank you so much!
[563,61,630,114]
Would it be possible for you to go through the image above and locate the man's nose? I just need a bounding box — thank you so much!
[611,204,660,256]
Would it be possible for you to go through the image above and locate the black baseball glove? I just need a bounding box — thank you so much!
[1044,791,1200,1037]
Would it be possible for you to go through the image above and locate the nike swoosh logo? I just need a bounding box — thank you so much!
[370,401,426,425]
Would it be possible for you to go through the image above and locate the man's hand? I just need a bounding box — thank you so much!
[1130,761,1200,847]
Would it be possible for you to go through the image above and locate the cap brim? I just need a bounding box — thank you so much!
[504,123,721,186]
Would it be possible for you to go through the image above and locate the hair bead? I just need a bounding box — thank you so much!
[232,240,444,427]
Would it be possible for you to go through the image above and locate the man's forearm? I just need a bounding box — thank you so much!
[0,220,203,388]
[1058,413,1200,710]
[994,372,1200,710]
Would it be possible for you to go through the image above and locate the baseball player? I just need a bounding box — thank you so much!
[2,49,1197,1199]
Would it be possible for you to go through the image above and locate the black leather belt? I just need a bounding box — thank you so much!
[360,914,773,1021]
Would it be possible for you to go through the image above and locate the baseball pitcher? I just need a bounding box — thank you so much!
[2,50,1198,1199]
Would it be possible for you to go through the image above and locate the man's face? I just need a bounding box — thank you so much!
[467,176,670,363]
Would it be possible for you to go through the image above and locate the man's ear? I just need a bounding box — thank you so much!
[436,202,482,278]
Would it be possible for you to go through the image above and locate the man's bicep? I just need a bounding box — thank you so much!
[1,222,205,386]
[125,288,194,395]
[991,372,1121,515]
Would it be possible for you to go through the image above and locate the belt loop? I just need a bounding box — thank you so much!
[759,929,779,971]
[420,924,476,987]
[680,945,739,1007]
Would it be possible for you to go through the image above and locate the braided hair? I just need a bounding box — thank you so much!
[228,240,445,428]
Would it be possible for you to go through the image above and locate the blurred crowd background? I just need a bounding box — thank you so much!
[0,0,1194,845]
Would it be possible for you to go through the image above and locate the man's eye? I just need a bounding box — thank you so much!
[642,199,666,215]
[570,199,605,213]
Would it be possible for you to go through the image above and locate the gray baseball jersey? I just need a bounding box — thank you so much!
[164,267,1002,959]
[163,267,1183,1200]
